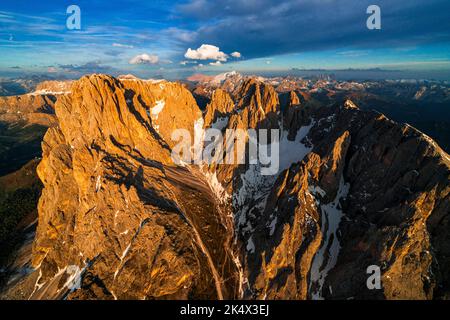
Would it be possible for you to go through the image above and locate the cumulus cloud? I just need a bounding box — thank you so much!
[231,51,241,58]
[185,44,228,62]
[129,54,159,65]
[209,61,222,66]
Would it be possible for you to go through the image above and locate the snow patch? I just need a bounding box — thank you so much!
[114,242,132,280]
[234,120,315,239]
[309,185,327,197]
[29,89,70,96]
[150,100,165,119]
[278,120,315,173]
[246,236,255,253]
[268,216,278,236]
[309,176,350,300]
[95,175,102,192]
[203,170,230,203]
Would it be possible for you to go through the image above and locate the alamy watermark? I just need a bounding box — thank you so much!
[367,5,381,30]
[64,4,379,36]
[366,265,382,290]
[66,5,81,30]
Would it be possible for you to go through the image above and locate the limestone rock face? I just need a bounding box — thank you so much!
[34,80,73,94]
[29,75,238,300]
[204,89,234,128]
[0,79,73,127]
[4,74,449,300]
[240,102,450,300]
[0,90,60,176]
[0,94,57,127]
[118,78,202,149]
[197,77,450,300]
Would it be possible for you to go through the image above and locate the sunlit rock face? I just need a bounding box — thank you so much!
[2,74,449,300]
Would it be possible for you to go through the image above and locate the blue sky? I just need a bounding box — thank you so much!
[1,0,450,79]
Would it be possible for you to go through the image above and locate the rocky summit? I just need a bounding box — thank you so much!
[0,74,449,300]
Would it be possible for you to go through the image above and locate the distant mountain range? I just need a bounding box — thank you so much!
[0,75,66,97]
[190,72,450,152]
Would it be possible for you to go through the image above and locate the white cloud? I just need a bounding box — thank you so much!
[113,43,134,49]
[231,51,241,58]
[129,53,159,65]
[209,61,222,66]
[185,44,228,62]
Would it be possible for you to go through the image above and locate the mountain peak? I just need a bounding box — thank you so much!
[1,74,449,301]
[343,99,359,109]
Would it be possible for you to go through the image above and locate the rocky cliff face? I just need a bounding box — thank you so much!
[0,80,71,125]
[34,80,73,95]
[200,78,450,300]
[2,74,449,300]
[0,94,57,127]
[24,75,239,299]
[0,90,59,177]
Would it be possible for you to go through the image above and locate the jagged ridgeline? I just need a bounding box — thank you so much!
[1,74,449,300]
